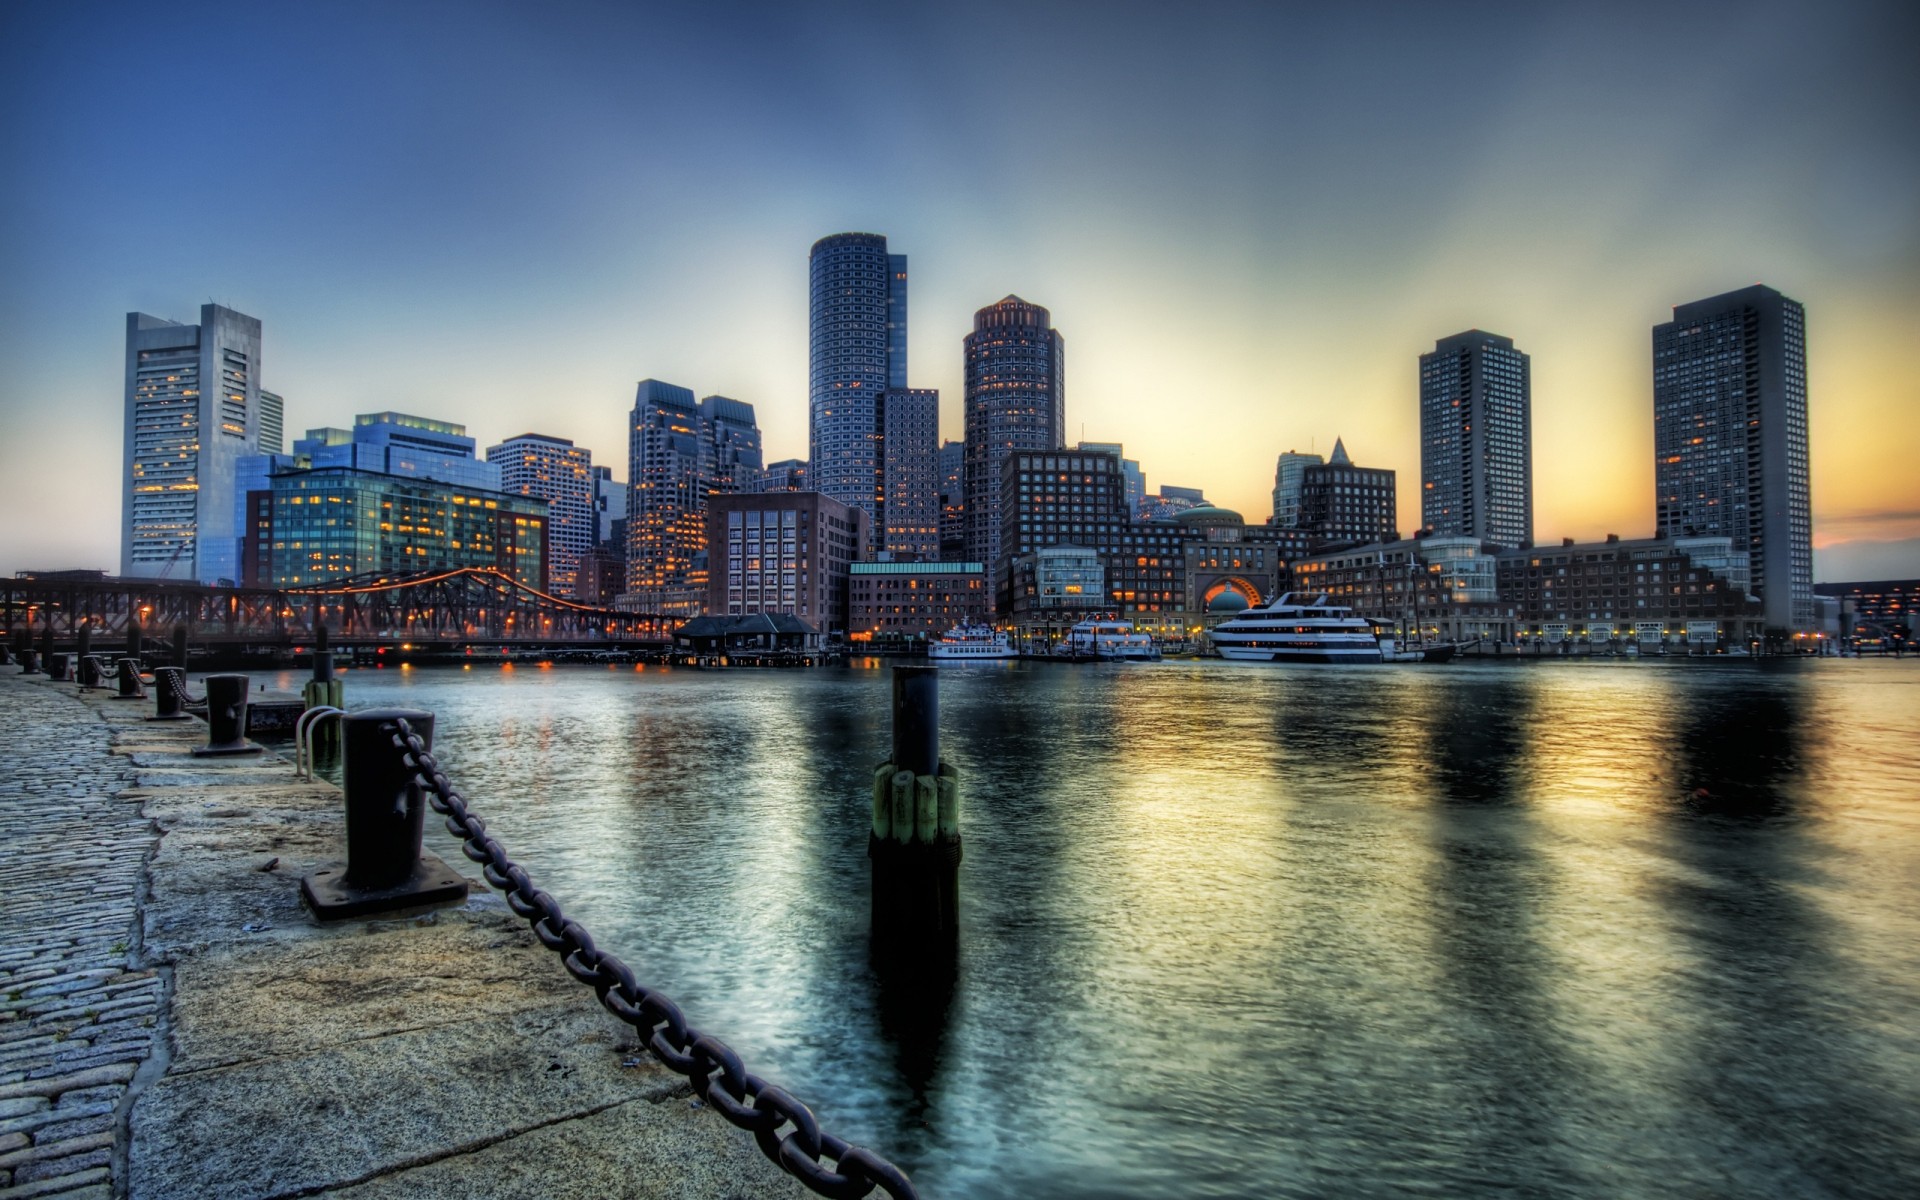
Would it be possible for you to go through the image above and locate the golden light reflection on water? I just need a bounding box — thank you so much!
[273,659,1920,1199]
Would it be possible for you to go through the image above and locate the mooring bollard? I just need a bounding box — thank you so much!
[38,625,53,669]
[171,625,190,669]
[75,624,92,663]
[78,654,109,690]
[300,709,470,920]
[46,652,73,683]
[18,649,41,675]
[127,617,143,663]
[869,665,963,940]
[113,657,147,700]
[191,674,261,756]
[0,644,13,667]
[148,667,194,721]
[301,624,345,755]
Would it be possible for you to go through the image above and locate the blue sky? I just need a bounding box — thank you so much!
[3,0,1917,577]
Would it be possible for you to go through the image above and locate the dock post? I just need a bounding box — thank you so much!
[869,666,962,942]
[38,624,54,670]
[127,616,143,663]
[148,667,193,721]
[171,625,190,669]
[300,710,469,920]
[112,657,148,700]
[76,623,92,664]
[46,653,72,683]
[192,674,262,757]
[302,623,345,755]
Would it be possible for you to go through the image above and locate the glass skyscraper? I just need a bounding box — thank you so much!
[1653,285,1812,630]
[963,295,1065,588]
[809,233,907,543]
[1419,330,1532,547]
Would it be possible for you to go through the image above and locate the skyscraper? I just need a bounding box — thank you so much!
[809,233,907,538]
[937,440,966,559]
[1296,439,1397,547]
[963,295,1065,586]
[121,304,263,583]
[1077,442,1145,518]
[626,379,707,611]
[700,395,764,496]
[257,389,285,455]
[1270,450,1323,527]
[882,388,940,560]
[1653,285,1813,630]
[1419,330,1532,547]
[486,433,595,596]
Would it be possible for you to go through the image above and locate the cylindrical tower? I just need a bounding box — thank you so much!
[962,295,1065,591]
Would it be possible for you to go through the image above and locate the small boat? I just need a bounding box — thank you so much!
[927,624,1017,661]
[1058,616,1161,662]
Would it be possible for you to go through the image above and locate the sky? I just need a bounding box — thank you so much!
[2,0,1917,579]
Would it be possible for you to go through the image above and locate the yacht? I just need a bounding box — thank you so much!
[1058,616,1161,662]
[927,624,1017,661]
[1207,593,1384,663]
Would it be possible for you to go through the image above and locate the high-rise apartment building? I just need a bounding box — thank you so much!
[591,465,627,547]
[486,434,595,596]
[122,304,264,584]
[626,379,708,611]
[1271,450,1323,527]
[755,459,808,493]
[963,295,1065,586]
[1653,285,1813,630]
[701,395,764,495]
[882,388,940,560]
[809,233,907,538]
[1077,442,1145,517]
[937,440,966,559]
[257,390,285,456]
[1419,330,1532,547]
[1296,439,1397,547]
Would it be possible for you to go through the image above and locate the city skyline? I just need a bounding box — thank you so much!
[3,2,1917,579]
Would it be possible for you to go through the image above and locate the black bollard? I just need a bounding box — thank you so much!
[38,624,53,668]
[113,658,147,700]
[127,617,143,663]
[0,644,12,667]
[300,709,470,920]
[148,667,194,721]
[47,652,73,683]
[78,655,109,690]
[870,666,963,942]
[76,624,92,663]
[19,648,41,675]
[191,674,261,756]
[172,625,190,669]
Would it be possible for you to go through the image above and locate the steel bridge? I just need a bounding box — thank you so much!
[2,568,674,647]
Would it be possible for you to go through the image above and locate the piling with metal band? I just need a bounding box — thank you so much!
[301,624,345,755]
[46,653,73,683]
[78,655,108,690]
[300,709,468,920]
[191,674,261,757]
[113,657,147,700]
[148,667,193,721]
[870,666,963,939]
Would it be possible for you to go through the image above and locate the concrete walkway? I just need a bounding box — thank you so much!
[0,671,810,1199]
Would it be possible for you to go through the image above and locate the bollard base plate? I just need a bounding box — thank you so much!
[300,853,471,921]
[146,712,194,722]
[191,741,264,757]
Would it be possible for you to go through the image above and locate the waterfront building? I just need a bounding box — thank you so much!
[964,296,1065,586]
[1175,506,1297,629]
[1653,285,1813,631]
[1296,439,1397,548]
[1814,580,1918,647]
[571,544,626,608]
[486,434,594,596]
[755,459,808,493]
[257,390,285,455]
[705,492,869,634]
[1139,486,1208,524]
[1077,442,1145,518]
[591,466,627,547]
[244,467,547,590]
[1290,536,1516,645]
[810,233,907,540]
[291,413,502,491]
[1270,450,1322,528]
[849,561,990,641]
[882,388,940,560]
[701,395,764,496]
[1496,534,1762,648]
[626,380,707,614]
[937,440,966,560]
[1007,544,1106,641]
[1420,330,1532,547]
[122,304,265,584]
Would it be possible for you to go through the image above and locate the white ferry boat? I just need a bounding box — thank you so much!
[927,624,1017,661]
[1059,616,1161,662]
[1207,593,1384,663]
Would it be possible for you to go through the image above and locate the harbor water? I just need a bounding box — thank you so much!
[268,658,1920,1199]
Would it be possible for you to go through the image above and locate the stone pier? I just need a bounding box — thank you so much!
[0,671,809,1199]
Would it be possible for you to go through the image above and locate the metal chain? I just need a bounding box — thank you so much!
[388,717,920,1200]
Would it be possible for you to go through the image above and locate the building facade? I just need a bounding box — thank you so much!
[122,304,265,584]
[809,233,906,539]
[1139,486,1208,523]
[755,459,808,493]
[591,466,627,546]
[849,561,990,640]
[1077,442,1145,517]
[1497,534,1762,647]
[1296,438,1397,547]
[1270,450,1322,528]
[1420,330,1532,547]
[257,390,285,456]
[1653,285,1813,631]
[701,395,764,496]
[245,467,548,590]
[705,492,869,634]
[964,295,1065,586]
[626,379,708,613]
[882,387,940,560]
[937,440,966,560]
[486,433,594,596]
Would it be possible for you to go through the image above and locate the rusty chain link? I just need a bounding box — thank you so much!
[388,716,920,1200]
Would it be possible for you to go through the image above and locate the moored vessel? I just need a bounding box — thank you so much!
[1207,593,1383,663]
[1057,616,1161,661]
[927,624,1017,661]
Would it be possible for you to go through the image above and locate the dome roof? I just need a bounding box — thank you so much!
[1207,589,1252,613]
[1173,505,1244,527]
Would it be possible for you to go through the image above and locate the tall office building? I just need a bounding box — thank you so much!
[1270,450,1323,527]
[938,440,966,559]
[1419,330,1532,547]
[257,390,285,455]
[1296,439,1397,547]
[701,395,764,495]
[626,379,708,610]
[1077,442,1145,518]
[1653,285,1813,630]
[882,388,940,560]
[486,434,595,596]
[755,459,808,493]
[591,465,627,546]
[809,233,907,538]
[121,304,264,584]
[963,295,1065,585]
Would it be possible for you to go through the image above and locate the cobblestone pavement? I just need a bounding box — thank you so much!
[0,675,161,1200]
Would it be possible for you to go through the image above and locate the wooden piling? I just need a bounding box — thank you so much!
[869,666,963,941]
